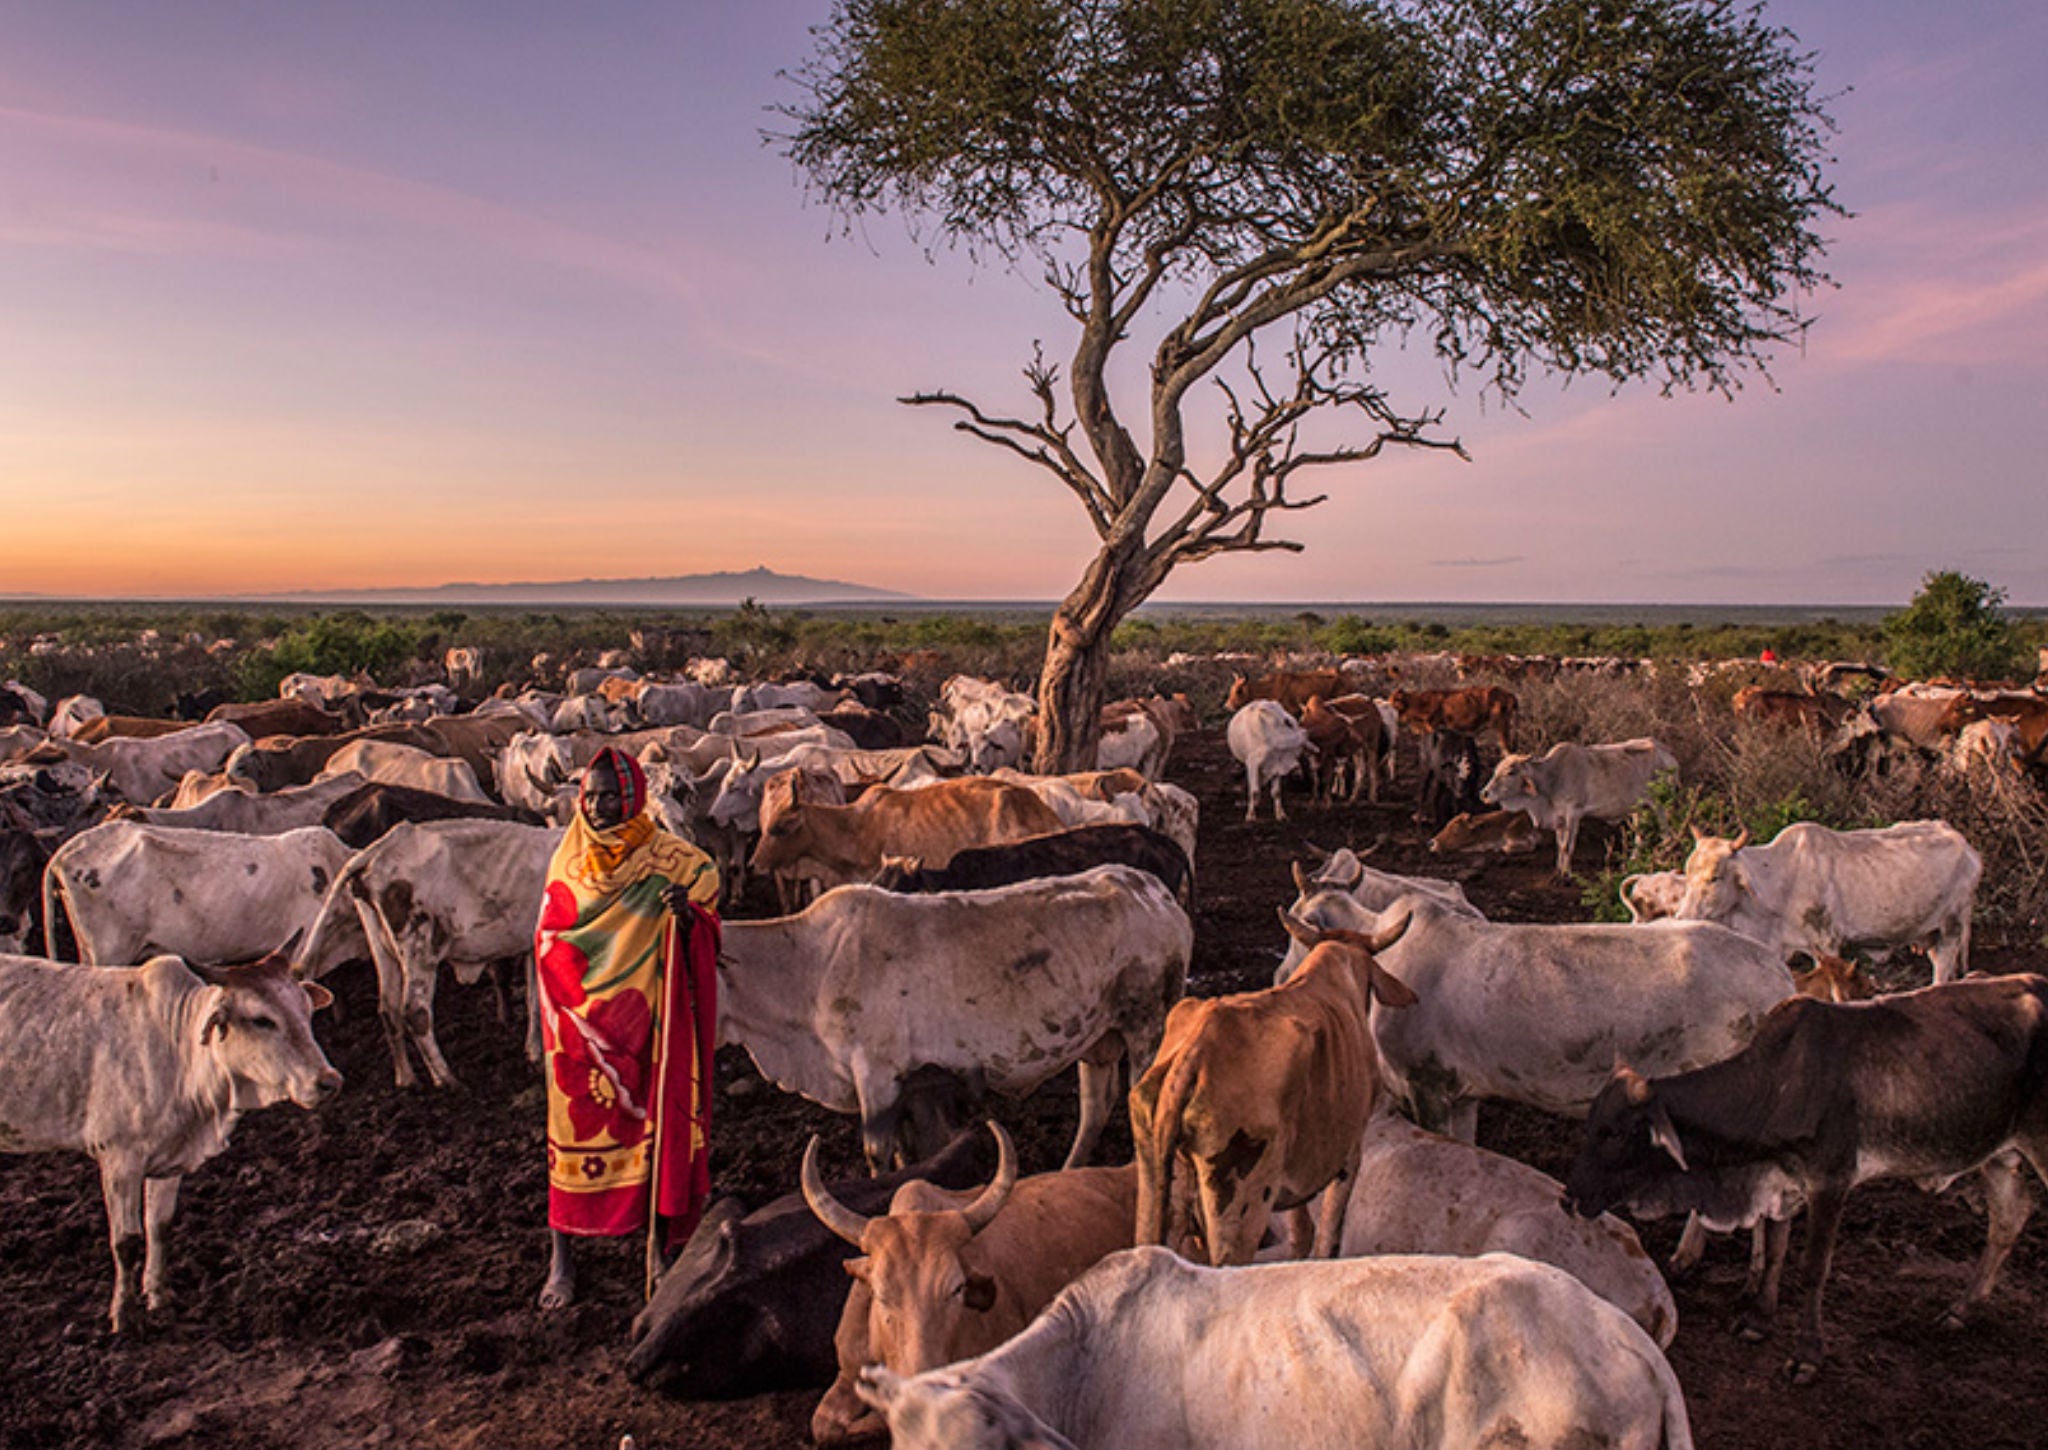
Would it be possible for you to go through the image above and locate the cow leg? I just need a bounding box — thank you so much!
[401,929,461,1090]
[1931,914,1971,985]
[97,1155,146,1333]
[1788,1185,1850,1384]
[1311,1140,1361,1259]
[1668,1214,1709,1278]
[1733,1216,1793,1339]
[1554,813,1579,877]
[487,960,513,1025]
[1244,762,1261,822]
[142,1175,181,1313]
[1947,1150,2035,1327]
[1196,1156,1273,1267]
[1271,774,1288,822]
[359,900,418,1089]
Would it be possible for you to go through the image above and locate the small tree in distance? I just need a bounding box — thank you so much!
[1882,570,2027,683]
[780,0,1841,769]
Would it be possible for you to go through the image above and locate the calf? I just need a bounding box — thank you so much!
[1565,975,2048,1382]
[0,950,340,1331]
[873,823,1191,905]
[1299,696,1380,804]
[748,776,1062,890]
[1132,920,1415,1266]
[1388,685,1518,752]
[1732,686,1852,734]
[856,1248,1693,1450]
[1427,808,1539,856]
[803,1125,1137,1446]
[1619,869,1688,922]
[1222,669,1341,715]
[1414,727,1483,829]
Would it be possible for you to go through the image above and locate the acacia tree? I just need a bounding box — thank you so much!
[781,0,1839,769]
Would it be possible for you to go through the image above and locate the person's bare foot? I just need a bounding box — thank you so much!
[538,1231,577,1310]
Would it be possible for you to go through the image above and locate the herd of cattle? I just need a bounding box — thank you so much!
[1,650,2046,1448]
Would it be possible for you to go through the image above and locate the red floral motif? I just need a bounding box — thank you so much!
[550,990,654,1147]
[536,883,590,1014]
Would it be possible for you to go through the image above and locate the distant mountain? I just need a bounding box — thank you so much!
[263,567,914,606]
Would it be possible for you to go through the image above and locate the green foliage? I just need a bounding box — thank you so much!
[235,613,429,700]
[1881,570,2028,682]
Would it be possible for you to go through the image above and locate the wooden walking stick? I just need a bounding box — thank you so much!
[644,914,679,1303]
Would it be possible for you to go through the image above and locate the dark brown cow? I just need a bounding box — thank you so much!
[1388,686,1518,752]
[227,723,452,792]
[1300,696,1382,804]
[206,697,355,737]
[320,781,535,849]
[1564,975,2048,1382]
[873,823,1191,905]
[1223,669,1342,715]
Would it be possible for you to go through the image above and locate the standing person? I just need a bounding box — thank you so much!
[535,745,720,1310]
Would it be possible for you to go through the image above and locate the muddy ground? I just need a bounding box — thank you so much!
[4,725,2046,1450]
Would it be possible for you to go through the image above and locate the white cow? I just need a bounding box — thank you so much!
[1620,870,1688,923]
[708,705,824,737]
[1673,820,1981,982]
[630,680,726,729]
[44,823,361,971]
[1278,890,1793,1141]
[719,866,1190,1171]
[116,772,369,836]
[314,740,494,805]
[857,1247,1693,1450]
[299,819,559,1087]
[1339,1109,1677,1347]
[47,694,106,739]
[734,680,848,714]
[1482,738,1678,876]
[52,720,251,805]
[0,951,341,1331]
[1225,700,1311,821]
[1299,845,1481,919]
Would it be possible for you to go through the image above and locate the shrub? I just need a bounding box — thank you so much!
[1882,570,2028,682]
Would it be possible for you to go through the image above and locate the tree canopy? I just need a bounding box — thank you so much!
[1883,570,2027,683]
[779,0,1842,766]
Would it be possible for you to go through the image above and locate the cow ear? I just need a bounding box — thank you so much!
[843,1256,872,1284]
[1648,1100,1689,1172]
[855,1365,903,1412]
[962,1272,997,1312]
[199,988,232,1045]
[303,980,335,1012]
[1367,961,1417,1009]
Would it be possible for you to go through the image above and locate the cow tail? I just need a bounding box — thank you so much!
[1655,1348,1696,1450]
[303,849,373,974]
[1135,1046,1200,1248]
[41,859,67,961]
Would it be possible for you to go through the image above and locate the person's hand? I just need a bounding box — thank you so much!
[660,881,694,916]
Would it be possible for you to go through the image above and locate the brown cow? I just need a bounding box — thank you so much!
[1428,808,1540,856]
[1223,669,1342,715]
[1951,692,2048,764]
[1131,919,1415,1267]
[69,716,193,743]
[748,776,1064,890]
[1388,686,1518,752]
[1791,953,1876,1003]
[1301,696,1383,804]
[1731,686,1852,734]
[802,1126,1137,1446]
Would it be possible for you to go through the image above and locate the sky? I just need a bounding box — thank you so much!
[2,0,2044,605]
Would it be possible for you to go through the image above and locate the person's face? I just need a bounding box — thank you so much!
[584,769,626,830]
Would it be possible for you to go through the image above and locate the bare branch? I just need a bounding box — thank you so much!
[902,387,1114,534]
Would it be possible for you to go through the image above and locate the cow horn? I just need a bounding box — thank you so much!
[959,1122,1018,1235]
[1290,860,1311,896]
[1730,827,1751,851]
[1333,856,1365,891]
[800,1136,872,1247]
[524,763,555,798]
[1366,905,1411,956]
[1302,841,1330,869]
[277,927,307,971]
[1276,907,1323,948]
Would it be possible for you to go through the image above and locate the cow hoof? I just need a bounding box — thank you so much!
[1783,1355,1823,1387]
[1731,1313,1769,1343]
[1939,1304,1972,1332]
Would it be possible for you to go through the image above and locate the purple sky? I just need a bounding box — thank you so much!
[3,1,2044,604]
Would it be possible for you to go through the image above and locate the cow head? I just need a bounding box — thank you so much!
[1222,675,1250,711]
[748,774,818,877]
[188,951,342,1110]
[856,1367,1078,1450]
[1677,827,1751,919]
[1477,753,1532,811]
[1274,908,1417,1006]
[1561,1064,1690,1220]
[1792,952,1875,1003]
[806,1125,1019,1443]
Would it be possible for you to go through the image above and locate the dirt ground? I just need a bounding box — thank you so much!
[4,725,2047,1450]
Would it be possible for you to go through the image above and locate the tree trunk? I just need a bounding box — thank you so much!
[1034,539,1147,773]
